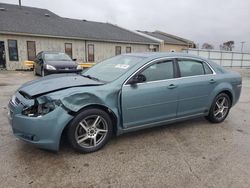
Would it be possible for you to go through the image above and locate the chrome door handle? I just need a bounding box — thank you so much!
[167,84,177,89]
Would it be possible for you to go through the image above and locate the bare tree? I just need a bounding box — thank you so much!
[220,41,234,51]
[202,43,214,50]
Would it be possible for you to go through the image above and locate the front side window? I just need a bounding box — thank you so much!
[82,55,144,82]
[140,61,174,82]
[88,44,94,62]
[8,40,18,61]
[65,43,72,59]
[115,46,121,55]
[27,41,36,61]
[178,60,205,77]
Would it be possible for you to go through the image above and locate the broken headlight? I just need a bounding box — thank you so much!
[22,100,61,117]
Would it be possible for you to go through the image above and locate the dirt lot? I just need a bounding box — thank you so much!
[0,68,250,188]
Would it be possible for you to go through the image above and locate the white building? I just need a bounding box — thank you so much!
[0,3,159,70]
[137,30,195,52]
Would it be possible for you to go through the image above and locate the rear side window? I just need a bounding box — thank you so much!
[203,63,213,74]
[178,60,204,77]
[140,61,174,82]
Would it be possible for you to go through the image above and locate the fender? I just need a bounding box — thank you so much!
[59,90,122,135]
[208,82,234,109]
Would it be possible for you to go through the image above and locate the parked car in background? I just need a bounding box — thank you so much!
[33,51,82,76]
[8,53,242,153]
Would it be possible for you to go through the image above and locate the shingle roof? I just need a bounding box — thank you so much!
[0,3,157,44]
[138,30,193,45]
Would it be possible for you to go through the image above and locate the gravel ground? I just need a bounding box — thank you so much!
[0,68,250,188]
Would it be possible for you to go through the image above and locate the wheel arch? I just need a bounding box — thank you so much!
[207,82,234,111]
[205,89,233,123]
[78,104,118,134]
[61,104,118,141]
[218,90,233,105]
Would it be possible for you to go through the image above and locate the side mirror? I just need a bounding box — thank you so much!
[128,74,146,85]
[72,58,77,61]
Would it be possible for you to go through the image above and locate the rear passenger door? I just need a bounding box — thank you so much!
[177,58,216,117]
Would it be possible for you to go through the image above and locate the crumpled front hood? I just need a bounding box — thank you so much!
[18,74,103,98]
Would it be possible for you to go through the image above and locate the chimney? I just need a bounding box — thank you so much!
[19,0,22,8]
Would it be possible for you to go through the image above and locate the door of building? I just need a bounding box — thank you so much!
[0,41,6,68]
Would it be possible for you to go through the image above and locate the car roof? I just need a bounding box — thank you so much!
[124,52,204,60]
[123,52,225,74]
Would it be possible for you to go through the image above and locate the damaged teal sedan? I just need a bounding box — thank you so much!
[8,53,242,153]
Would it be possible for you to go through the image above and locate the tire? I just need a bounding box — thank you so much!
[67,109,113,153]
[206,93,231,123]
[33,66,37,76]
[41,68,46,77]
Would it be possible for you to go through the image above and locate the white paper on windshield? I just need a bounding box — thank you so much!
[115,64,130,69]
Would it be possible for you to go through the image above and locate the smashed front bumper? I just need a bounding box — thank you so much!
[8,93,73,151]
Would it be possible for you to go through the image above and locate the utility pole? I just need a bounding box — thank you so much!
[196,43,199,49]
[241,41,245,52]
[19,0,22,8]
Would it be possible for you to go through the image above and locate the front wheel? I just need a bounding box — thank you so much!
[206,93,231,123]
[67,109,113,153]
[33,66,37,76]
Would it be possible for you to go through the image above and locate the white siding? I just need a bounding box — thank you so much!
[0,34,154,70]
[86,41,152,63]
[0,34,87,70]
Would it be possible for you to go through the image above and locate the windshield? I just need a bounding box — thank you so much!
[82,55,144,82]
[44,53,72,61]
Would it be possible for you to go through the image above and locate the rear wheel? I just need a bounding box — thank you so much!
[206,93,231,123]
[33,66,37,76]
[67,109,113,153]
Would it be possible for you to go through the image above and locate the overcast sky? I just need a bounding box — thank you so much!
[2,0,250,51]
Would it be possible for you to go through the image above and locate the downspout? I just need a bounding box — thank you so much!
[85,40,87,62]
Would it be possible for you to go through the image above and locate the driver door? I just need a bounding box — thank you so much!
[121,59,179,128]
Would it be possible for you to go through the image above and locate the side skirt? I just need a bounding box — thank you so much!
[117,113,206,135]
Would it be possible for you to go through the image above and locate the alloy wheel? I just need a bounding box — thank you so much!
[74,115,108,148]
[213,96,229,120]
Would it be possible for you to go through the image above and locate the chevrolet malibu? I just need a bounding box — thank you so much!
[8,53,242,153]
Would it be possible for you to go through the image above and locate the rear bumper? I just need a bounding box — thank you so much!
[232,83,242,106]
[8,99,73,151]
